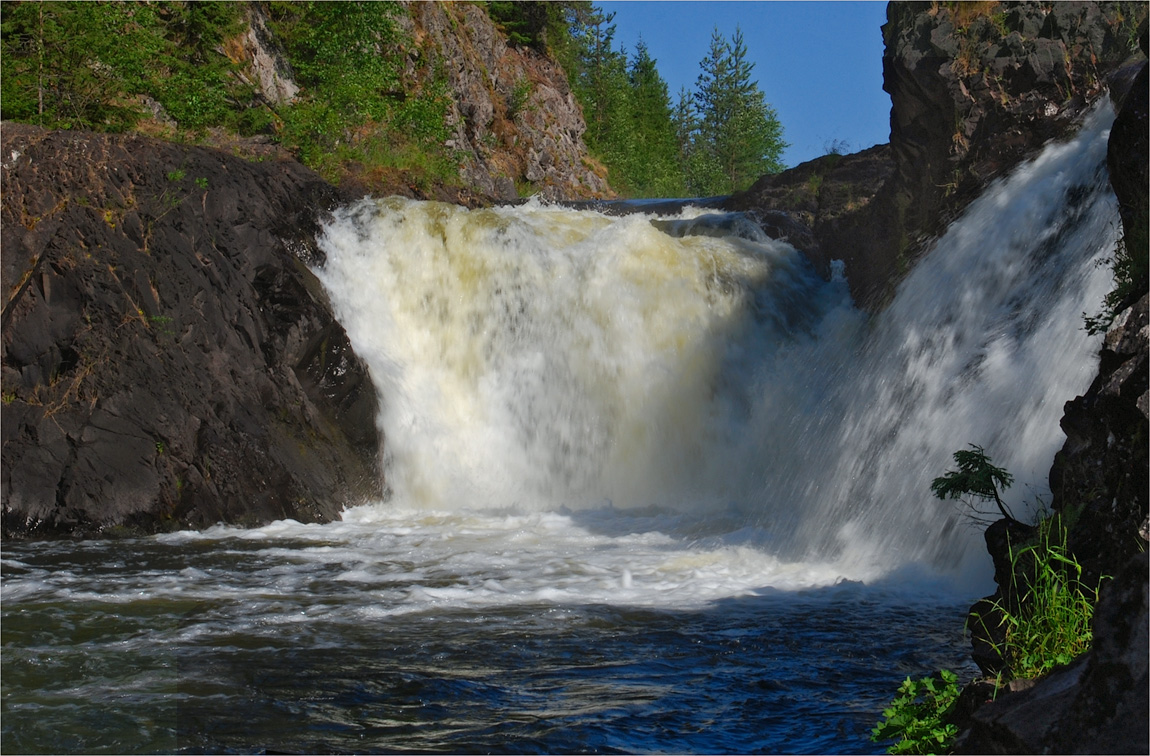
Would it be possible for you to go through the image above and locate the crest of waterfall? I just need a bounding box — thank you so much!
[315,104,1117,580]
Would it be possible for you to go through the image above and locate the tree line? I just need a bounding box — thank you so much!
[492,2,788,197]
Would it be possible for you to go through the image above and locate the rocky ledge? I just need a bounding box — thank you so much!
[1,124,381,538]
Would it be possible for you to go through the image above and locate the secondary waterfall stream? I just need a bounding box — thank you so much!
[1,106,1118,754]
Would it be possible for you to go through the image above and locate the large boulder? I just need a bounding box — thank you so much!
[1,124,381,538]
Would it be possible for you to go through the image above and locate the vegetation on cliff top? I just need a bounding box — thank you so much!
[1,0,787,199]
[1,1,453,188]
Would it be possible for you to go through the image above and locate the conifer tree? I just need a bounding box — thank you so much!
[689,27,786,195]
[625,40,686,196]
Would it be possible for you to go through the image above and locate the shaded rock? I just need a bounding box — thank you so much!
[1,124,381,538]
[1107,58,1149,301]
[722,144,894,279]
[953,19,1149,750]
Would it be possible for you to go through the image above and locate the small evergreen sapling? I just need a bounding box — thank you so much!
[930,444,1018,525]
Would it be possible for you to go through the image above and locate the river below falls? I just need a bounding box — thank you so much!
[2,507,979,754]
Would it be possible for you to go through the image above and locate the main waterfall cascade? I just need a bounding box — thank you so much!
[316,104,1119,588]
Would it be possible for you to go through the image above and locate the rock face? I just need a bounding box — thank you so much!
[870,0,1143,307]
[722,145,895,280]
[402,2,611,202]
[1,124,381,538]
[730,2,1145,310]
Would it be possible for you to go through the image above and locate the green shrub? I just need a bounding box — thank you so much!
[930,444,1017,524]
[268,1,454,185]
[871,669,961,755]
[0,1,248,133]
[1084,221,1149,335]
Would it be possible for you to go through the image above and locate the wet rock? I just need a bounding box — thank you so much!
[1,123,381,538]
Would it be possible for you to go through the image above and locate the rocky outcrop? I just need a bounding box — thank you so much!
[1,123,380,538]
[730,2,1145,310]
[236,3,299,107]
[401,2,611,202]
[722,145,895,279]
[867,0,1144,308]
[138,2,609,204]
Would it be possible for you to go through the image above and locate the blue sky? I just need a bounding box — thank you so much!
[599,1,892,168]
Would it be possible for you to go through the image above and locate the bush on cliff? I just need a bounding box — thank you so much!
[0,1,249,132]
[265,1,454,186]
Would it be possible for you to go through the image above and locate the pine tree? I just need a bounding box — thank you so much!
[625,40,685,196]
[690,27,786,195]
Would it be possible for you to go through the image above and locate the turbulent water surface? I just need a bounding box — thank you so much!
[1,107,1118,754]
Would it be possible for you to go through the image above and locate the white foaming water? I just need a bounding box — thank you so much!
[310,104,1117,594]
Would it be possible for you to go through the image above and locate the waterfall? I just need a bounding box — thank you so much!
[314,104,1117,581]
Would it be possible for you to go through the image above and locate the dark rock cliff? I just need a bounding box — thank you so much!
[1,124,380,538]
[953,27,1149,756]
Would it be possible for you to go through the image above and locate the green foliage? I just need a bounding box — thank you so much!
[267,1,453,185]
[931,444,1017,523]
[563,9,687,197]
[506,77,534,120]
[0,1,248,133]
[683,27,787,195]
[1084,219,1149,335]
[485,1,586,53]
[987,517,1105,678]
[1,1,453,187]
[871,669,960,755]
